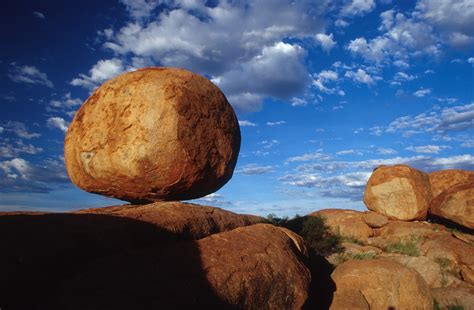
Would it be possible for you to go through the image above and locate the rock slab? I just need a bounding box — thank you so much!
[64,67,241,202]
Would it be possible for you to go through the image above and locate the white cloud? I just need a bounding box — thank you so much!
[8,63,53,88]
[49,93,82,109]
[336,149,356,155]
[468,57,474,65]
[405,145,450,154]
[238,120,257,127]
[377,147,398,155]
[0,140,42,158]
[0,158,30,179]
[260,139,280,149]
[314,33,336,52]
[2,122,40,139]
[286,150,332,163]
[413,88,432,97]
[237,164,274,175]
[345,69,376,85]
[415,0,474,47]
[266,121,286,126]
[290,97,308,107]
[340,0,376,17]
[71,58,125,90]
[32,11,45,19]
[95,1,329,111]
[47,117,69,132]
[119,0,161,20]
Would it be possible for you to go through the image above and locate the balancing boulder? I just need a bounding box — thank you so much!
[64,67,240,202]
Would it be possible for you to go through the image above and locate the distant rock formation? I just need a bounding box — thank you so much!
[64,67,240,202]
[364,165,432,221]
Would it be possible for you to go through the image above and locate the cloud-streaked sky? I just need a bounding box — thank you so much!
[1,0,473,216]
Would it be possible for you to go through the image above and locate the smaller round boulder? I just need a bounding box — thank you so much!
[64,67,240,202]
[364,165,432,221]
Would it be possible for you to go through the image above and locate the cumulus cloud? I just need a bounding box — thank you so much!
[91,1,329,111]
[286,150,332,163]
[344,69,376,85]
[381,102,474,136]
[314,33,336,52]
[0,157,69,193]
[377,147,398,155]
[49,93,82,109]
[340,0,376,17]
[415,0,474,47]
[8,63,53,88]
[2,122,40,139]
[0,140,42,158]
[468,57,474,65]
[71,58,125,90]
[405,144,450,154]
[237,164,274,175]
[413,88,432,97]
[238,120,257,127]
[47,117,69,132]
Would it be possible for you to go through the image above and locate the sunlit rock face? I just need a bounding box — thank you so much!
[364,165,432,221]
[64,67,240,202]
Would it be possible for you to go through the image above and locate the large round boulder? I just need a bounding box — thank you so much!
[330,259,433,310]
[429,169,474,198]
[429,181,474,229]
[64,67,240,202]
[364,165,432,221]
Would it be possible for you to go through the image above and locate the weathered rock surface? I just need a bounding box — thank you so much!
[380,220,449,242]
[430,181,474,229]
[362,211,388,228]
[57,224,311,310]
[421,234,474,271]
[432,287,474,310]
[75,201,263,240]
[310,209,373,241]
[64,67,241,202]
[0,203,268,309]
[429,169,474,197]
[364,165,432,221]
[330,259,433,310]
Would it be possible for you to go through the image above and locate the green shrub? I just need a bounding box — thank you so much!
[266,214,343,257]
[386,234,423,257]
[340,234,364,245]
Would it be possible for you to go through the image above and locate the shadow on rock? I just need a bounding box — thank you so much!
[0,212,233,310]
[303,252,336,310]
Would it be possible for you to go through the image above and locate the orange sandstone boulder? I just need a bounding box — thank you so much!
[64,67,240,202]
[430,181,474,229]
[364,165,432,221]
[310,209,373,241]
[74,201,263,240]
[330,259,433,310]
[429,169,474,198]
[57,224,311,309]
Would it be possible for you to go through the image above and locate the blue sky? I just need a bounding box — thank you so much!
[1,0,473,216]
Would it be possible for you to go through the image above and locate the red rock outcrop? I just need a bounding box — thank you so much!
[429,181,474,229]
[64,67,240,202]
[56,224,311,310]
[330,259,433,310]
[75,201,263,240]
[310,209,374,241]
[364,165,432,221]
[429,169,474,198]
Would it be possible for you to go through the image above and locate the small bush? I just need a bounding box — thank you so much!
[386,234,423,257]
[339,234,364,245]
[266,214,343,257]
